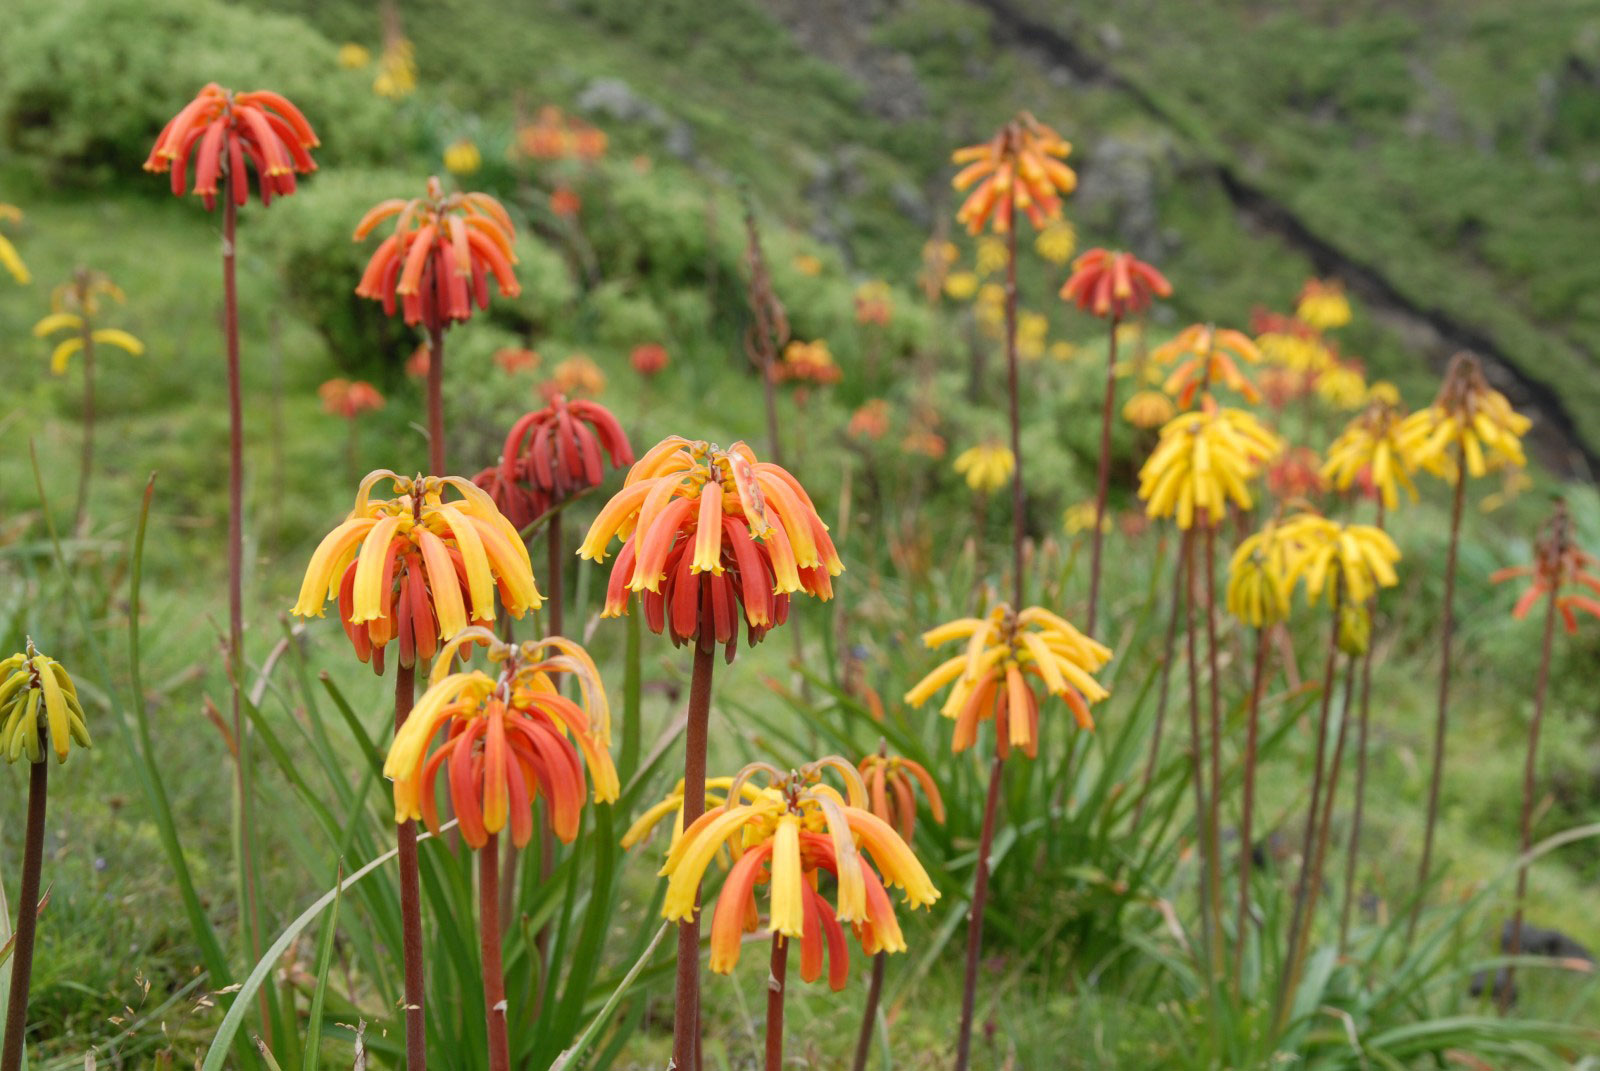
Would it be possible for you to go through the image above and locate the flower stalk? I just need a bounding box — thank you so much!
[954,751,1006,1071]
[0,759,46,1071]
[394,661,427,1070]
[671,643,714,1071]
[480,834,510,1071]
[764,934,788,1071]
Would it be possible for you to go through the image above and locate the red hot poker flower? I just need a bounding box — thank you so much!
[857,753,945,841]
[488,392,635,522]
[144,84,319,209]
[319,378,385,420]
[354,177,521,328]
[1060,249,1172,322]
[1491,501,1600,634]
[951,112,1077,234]
[630,343,669,377]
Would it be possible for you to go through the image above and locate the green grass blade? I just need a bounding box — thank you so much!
[301,867,343,1071]
[547,921,670,1071]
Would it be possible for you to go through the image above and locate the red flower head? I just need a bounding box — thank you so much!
[849,399,891,441]
[319,378,385,420]
[1267,445,1327,500]
[580,438,842,660]
[857,752,945,841]
[1060,249,1172,322]
[630,343,669,377]
[951,112,1077,234]
[144,84,319,209]
[494,347,540,375]
[1491,500,1600,634]
[487,392,635,522]
[550,187,582,219]
[354,177,521,328]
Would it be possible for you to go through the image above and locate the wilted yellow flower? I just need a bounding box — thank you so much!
[1316,360,1368,410]
[1322,401,1419,512]
[1017,310,1049,360]
[1367,379,1400,406]
[337,42,371,69]
[1479,469,1532,514]
[905,604,1111,754]
[1123,389,1176,429]
[1,641,91,764]
[1034,220,1077,265]
[1226,520,1296,629]
[1154,323,1261,408]
[953,441,1015,494]
[943,271,979,301]
[1138,399,1284,529]
[1063,500,1111,535]
[1278,512,1401,608]
[443,138,482,175]
[792,253,823,277]
[373,37,417,98]
[975,236,1008,277]
[0,203,29,285]
[33,270,143,374]
[1296,279,1352,331]
[1396,352,1530,481]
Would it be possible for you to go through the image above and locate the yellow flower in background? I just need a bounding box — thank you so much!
[33,270,143,374]
[1154,323,1262,408]
[1034,220,1077,265]
[974,282,1006,328]
[905,604,1111,754]
[0,203,29,285]
[1296,278,1352,331]
[338,42,372,68]
[1479,469,1532,514]
[1063,500,1111,535]
[943,270,979,301]
[443,138,482,175]
[1396,351,1530,481]
[953,441,1015,494]
[1227,520,1297,629]
[1277,512,1401,608]
[975,235,1008,277]
[1049,340,1077,362]
[1322,401,1419,512]
[1137,399,1284,529]
[1257,329,1332,374]
[1,642,92,764]
[1316,360,1368,410]
[792,253,823,277]
[1367,379,1400,406]
[550,355,607,397]
[374,36,417,98]
[1017,310,1049,360]
[1123,389,1176,430]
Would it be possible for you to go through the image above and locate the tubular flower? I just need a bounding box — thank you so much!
[778,339,843,386]
[848,400,891,441]
[0,203,29,285]
[1277,512,1402,609]
[855,281,893,326]
[1316,359,1368,410]
[443,138,482,176]
[1123,389,1176,430]
[1060,248,1172,321]
[1034,220,1077,265]
[551,355,606,397]
[373,36,417,98]
[659,758,940,983]
[953,441,1015,494]
[144,84,319,209]
[1396,352,1530,481]
[292,470,541,673]
[622,776,766,853]
[579,438,842,659]
[857,753,944,841]
[1138,399,1284,529]
[1227,520,1297,629]
[515,106,607,162]
[904,604,1112,756]
[489,392,635,522]
[1491,501,1600,634]
[1266,445,1327,500]
[1367,380,1401,406]
[384,628,618,849]
[1154,324,1261,409]
[1296,278,1352,331]
[943,271,979,301]
[951,112,1077,234]
[975,237,1008,277]
[1,642,91,764]
[318,378,385,420]
[630,342,669,377]
[494,346,541,375]
[353,176,520,328]
[33,271,144,374]
[1321,401,1419,512]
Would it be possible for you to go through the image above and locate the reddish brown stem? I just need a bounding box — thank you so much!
[73,321,96,534]
[1339,501,1384,951]
[395,662,427,1070]
[1291,653,1357,1000]
[1411,461,1467,945]
[850,951,887,1071]
[0,759,47,1071]
[426,319,446,476]
[954,752,1006,1071]
[671,644,715,1071]
[480,834,510,1071]
[1503,576,1559,1011]
[1131,542,1185,834]
[1086,317,1119,636]
[1003,215,1024,612]
[764,933,788,1071]
[1235,628,1269,978]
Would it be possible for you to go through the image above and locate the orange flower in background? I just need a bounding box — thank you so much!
[855,281,893,326]
[319,378,385,420]
[901,428,947,460]
[1060,249,1172,321]
[494,347,540,375]
[385,629,618,849]
[1123,389,1176,430]
[1154,324,1261,408]
[630,342,669,377]
[1266,445,1326,500]
[1259,366,1304,410]
[354,176,520,328]
[406,342,431,379]
[849,399,891,441]
[778,339,842,386]
[550,354,606,397]
[515,105,608,162]
[144,84,319,209]
[951,112,1077,234]
[550,187,582,218]
[292,471,541,672]
[492,392,635,520]
[1492,501,1600,634]
[858,752,944,841]
[579,437,842,659]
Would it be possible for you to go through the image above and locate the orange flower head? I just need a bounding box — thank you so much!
[658,758,939,984]
[630,342,669,377]
[1060,249,1172,322]
[354,176,521,328]
[1266,445,1326,500]
[549,355,606,397]
[904,604,1111,757]
[849,399,891,441]
[1154,324,1261,409]
[778,339,842,386]
[550,187,582,219]
[515,106,608,162]
[319,378,385,420]
[384,628,619,850]
[579,437,842,660]
[951,112,1077,234]
[292,471,541,673]
[857,752,944,841]
[490,392,635,523]
[494,347,540,375]
[854,281,893,326]
[144,84,319,209]
[1491,499,1600,634]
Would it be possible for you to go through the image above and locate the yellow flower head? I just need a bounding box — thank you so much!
[1137,399,1284,529]
[953,441,1015,494]
[952,111,1077,235]
[778,339,842,386]
[1256,329,1332,375]
[1277,512,1402,609]
[1395,352,1530,482]
[1049,339,1078,362]
[659,758,939,984]
[905,604,1111,756]
[1063,500,1111,535]
[1367,379,1400,406]
[1,641,91,765]
[1316,359,1368,410]
[792,253,823,277]
[374,36,417,98]
[443,138,482,176]
[1034,220,1077,265]
[384,628,617,850]
[1017,310,1050,360]
[337,42,372,69]
[1321,401,1420,512]
[1154,324,1261,409]
[292,470,541,672]
[33,270,143,375]
[1226,519,1297,629]
[0,203,29,285]
[1123,389,1176,430]
[943,270,979,301]
[975,235,1009,277]
[1295,279,1352,331]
